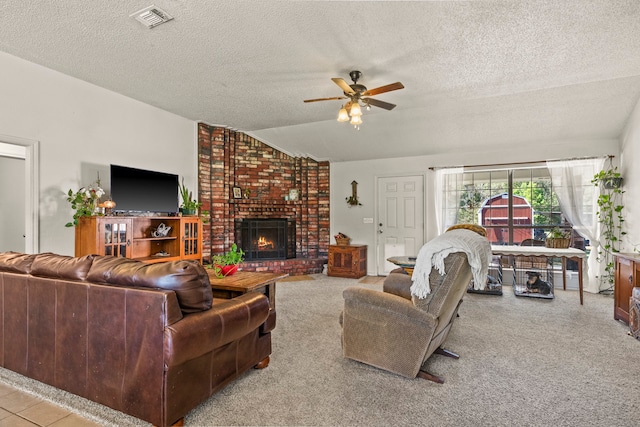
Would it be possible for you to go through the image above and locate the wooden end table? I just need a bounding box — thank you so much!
[206,270,288,312]
[387,255,416,276]
[206,270,288,369]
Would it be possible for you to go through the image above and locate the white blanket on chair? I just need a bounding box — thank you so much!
[410,229,492,299]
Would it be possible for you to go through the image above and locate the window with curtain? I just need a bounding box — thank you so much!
[437,157,605,292]
[440,167,579,247]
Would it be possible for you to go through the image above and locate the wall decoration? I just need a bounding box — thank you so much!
[232,186,242,199]
[346,180,362,206]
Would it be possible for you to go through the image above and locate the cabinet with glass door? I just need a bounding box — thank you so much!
[75,216,202,263]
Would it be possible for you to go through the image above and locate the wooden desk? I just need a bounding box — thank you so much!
[491,245,586,305]
[206,270,288,311]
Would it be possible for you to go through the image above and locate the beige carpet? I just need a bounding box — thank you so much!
[279,275,315,282]
[359,275,385,284]
[1,274,639,426]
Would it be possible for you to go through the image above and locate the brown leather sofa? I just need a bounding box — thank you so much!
[0,251,274,427]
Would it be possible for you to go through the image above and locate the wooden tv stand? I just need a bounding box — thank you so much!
[75,215,202,263]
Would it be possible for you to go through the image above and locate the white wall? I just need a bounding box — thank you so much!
[620,97,640,252]
[331,139,620,276]
[1,48,633,264]
[0,52,196,255]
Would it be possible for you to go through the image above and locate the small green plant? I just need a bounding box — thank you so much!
[211,243,245,265]
[592,165,625,288]
[178,178,202,214]
[546,227,569,239]
[209,243,245,278]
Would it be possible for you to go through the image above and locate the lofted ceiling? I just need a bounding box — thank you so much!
[1,1,640,162]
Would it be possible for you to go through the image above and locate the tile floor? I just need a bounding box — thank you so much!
[0,382,100,427]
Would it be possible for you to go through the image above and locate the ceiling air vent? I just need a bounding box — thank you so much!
[130,5,173,29]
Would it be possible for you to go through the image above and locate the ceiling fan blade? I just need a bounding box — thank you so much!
[303,96,347,103]
[332,78,355,95]
[363,97,397,111]
[363,82,404,97]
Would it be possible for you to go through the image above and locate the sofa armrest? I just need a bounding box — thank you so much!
[342,287,437,378]
[164,292,270,367]
[382,271,412,300]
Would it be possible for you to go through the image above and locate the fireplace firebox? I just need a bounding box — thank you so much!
[236,219,295,260]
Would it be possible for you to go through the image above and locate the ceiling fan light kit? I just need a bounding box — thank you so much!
[304,70,404,130]
[337,106,350,122]
[349,102,362,117]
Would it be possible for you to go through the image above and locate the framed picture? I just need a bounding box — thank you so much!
[232,186,242,199]
[289,188,299,201]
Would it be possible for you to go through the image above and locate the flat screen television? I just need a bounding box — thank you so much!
[110,164,179,214]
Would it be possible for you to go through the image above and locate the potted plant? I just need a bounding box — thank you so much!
[593,166,624,189]
[545,227,570,248]
[592,165,626,287]
[210,243,245,278]
[178,178,202,216]
[65,179,105,227]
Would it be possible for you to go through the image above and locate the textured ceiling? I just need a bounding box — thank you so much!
[1,1,640,162]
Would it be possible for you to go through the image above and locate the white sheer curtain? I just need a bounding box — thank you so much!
[434,167,464,235]
[546,158,605,294]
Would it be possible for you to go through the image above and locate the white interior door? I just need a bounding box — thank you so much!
[0,137,39,254]
[376,175,424,275]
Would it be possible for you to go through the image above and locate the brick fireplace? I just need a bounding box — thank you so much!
[197,123,329,275]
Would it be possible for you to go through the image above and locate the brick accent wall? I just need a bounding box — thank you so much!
[198,123,329,274]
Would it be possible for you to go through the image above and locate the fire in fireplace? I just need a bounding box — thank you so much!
[236,219,295,260]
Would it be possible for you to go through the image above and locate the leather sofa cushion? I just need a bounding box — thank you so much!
[0,251,38,273]
[31,253,95,281]
[87,256,213,313]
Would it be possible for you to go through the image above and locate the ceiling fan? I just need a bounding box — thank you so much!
[303,71,404,127]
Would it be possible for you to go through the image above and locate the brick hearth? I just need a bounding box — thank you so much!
[197,123,329,275]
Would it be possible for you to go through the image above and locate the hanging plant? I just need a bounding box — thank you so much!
[591,164,625,288]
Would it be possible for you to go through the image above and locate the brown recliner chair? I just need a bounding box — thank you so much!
[341,252,472,383]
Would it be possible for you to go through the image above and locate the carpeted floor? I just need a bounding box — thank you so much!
[279,274,315,282]
[1,274,639,426]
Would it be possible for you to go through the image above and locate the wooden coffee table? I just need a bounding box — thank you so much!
[206,270,288,312]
